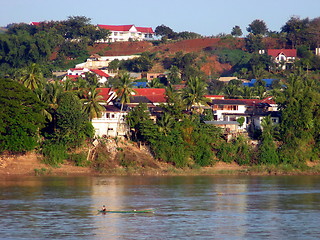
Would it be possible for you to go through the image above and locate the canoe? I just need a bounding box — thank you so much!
[98,209,154,214]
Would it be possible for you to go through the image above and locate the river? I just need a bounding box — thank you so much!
[1,175,320,239]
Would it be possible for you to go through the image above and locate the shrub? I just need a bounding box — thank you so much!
[41,141,68,166]
[69,152,89,167]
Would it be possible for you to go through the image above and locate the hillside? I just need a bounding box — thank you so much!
[87,38,247,75]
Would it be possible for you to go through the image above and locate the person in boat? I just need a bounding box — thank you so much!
[102,205,107,212]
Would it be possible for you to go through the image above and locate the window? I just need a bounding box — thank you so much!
[106,113,110,118]
[111,114,115,118]
[108,128,113,130]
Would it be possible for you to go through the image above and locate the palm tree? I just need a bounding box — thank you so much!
[19,63,44,90]
[157,112,174,136]
[182,76,208,111]
[114,72,136,136]
[147,78,162,88]
[81,87,106,120]
[34,81,63,127]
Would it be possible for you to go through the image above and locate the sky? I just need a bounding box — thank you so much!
[1,0,320,36]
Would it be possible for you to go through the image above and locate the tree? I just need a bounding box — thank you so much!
[54,92,93,147]
[258,116,279,165]
[155,24,176,39]
[245,33,265,53]
[247,19,268,35]
[167,65,181,84]
[18,63,44,90]
[114,72,136,135]
[231,25,243,37]
[126,103,153,141]
[81,87,106,120]
[0,78,45,152]
[307,17,320,48]
[276,69,320,164]
[182,76,208,111]
[281,16,309,48]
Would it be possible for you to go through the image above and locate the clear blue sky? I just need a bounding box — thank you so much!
[1,0,319,36]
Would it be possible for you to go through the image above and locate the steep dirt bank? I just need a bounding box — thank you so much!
[0,140,247,177]
[1,140,319,177]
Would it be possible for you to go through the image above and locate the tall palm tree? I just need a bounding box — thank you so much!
[34,81,63,126]
[81,87,106,120]
[19,63,44,90]
[182,76,208,111]
[114,72,136,136]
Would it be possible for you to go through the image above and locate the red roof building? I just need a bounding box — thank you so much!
[267,49,297,70]
[97,24,154,43]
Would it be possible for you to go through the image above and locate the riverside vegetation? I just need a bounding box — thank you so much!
[0,16,320,175]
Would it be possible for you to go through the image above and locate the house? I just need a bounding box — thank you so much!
[65,68,110,84]
[97,25,154,42]
[267,49,297,70]
[91,105,128,138]
[92,88,167,138]
[140,73,166,81]
[75,55,139,75]
[207,97,279,135]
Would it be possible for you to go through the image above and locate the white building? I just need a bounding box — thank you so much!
[97,25,154,42]
[209,97,280,132]
[91,105,128,138]
[75,55,139,75]
[65,68,110,84]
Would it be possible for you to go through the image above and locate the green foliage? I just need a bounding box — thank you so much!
[53,92,93,148]
[120,53,155,72]
[231,25,243,37]
[217,136,252,165]
[258,116,279,165]
[245,34,265,53]
[247,19,268,35]
[236,117,245,128]
[0,78,45,153]
[182,76,208,110]
[276,70,320,163]
[213,48,251,66]
[41,140,68,166]
[68,152,89,167]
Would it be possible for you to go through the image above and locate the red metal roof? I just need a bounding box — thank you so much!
[267,49,297,57]
[133,88,166,96]
[30,22,40,26]
[98,25,134,31]
[136,27,154,34]
[204,95,225,99]
[97,88,117,102]
[70,68,84,71]
[212,97,276,106]
[98,24,154,33]
[90,69,110,78]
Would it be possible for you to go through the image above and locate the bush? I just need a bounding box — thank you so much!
[69,152,89,167]
[41,141,68,166]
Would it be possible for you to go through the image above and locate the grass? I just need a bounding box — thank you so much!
[34,168,51,176]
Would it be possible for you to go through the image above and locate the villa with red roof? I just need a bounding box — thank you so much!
[65,68,110,84]
[267,49,297,70]
[206,97,280,138]
[97,24,154,42]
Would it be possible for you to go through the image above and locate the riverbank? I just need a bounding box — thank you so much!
[1,140,320,177]
[1,151,320,177]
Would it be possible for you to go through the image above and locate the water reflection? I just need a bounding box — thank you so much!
[1,175,320,239]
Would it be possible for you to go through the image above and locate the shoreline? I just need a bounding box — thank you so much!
[1,152,320,178]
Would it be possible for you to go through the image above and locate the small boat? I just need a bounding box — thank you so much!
[98,209,154,214]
